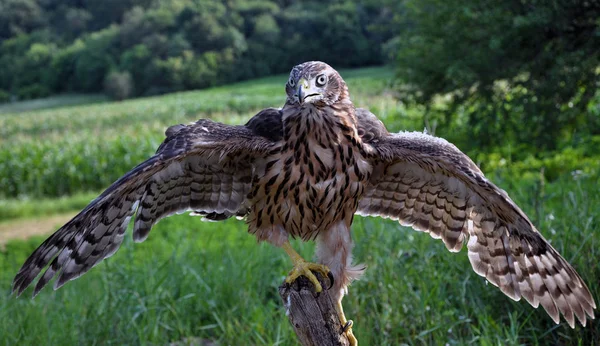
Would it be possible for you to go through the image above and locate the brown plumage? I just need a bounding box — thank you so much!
[13,61,595,330]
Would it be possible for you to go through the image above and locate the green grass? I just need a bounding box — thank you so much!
[0,93,109,114]
[1,174,597,345]
[0,192,97,222]
[0,65,598,344]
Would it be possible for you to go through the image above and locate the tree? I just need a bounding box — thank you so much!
[73,26,119,92]
[0,0,45,40]
[120,44,152,95]
[394,0,600,151]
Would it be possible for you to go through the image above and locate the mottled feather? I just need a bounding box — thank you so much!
[356,109,596,327]
[13,117,278,296]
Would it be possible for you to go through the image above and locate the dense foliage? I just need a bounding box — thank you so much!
[0,0,393,100]
[2,0,597,156]
[392,0,600,151]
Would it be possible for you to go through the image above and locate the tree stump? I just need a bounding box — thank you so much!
[279,274,350,346]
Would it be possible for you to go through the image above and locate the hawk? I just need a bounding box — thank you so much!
[13,61,596,344]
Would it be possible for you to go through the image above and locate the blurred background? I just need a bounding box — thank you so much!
[0,0,598,345]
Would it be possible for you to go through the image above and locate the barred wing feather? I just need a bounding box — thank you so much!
[356,110,596,328]
[13,113,279,297]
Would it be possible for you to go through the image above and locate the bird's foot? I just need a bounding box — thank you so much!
[285,260,333,293]
[282,241,333,293]
[337,299,358,345]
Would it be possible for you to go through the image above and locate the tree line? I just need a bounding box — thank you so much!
[0,0,394,101]
[1,0,598,152]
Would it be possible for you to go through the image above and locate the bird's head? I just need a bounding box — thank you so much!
[285,61,349,107]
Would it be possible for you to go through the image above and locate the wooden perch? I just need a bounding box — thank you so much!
[279,274,350,346]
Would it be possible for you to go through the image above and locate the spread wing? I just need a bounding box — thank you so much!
[13,108,282,297]
[355,109,596,328]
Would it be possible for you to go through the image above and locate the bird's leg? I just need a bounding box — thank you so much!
[336,298,358,346]
[282,241,332,293]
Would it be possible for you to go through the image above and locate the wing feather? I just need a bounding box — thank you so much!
[356,109,596,328]
[13,112,280,296]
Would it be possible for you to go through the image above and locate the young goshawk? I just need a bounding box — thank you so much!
[13,61,596,344]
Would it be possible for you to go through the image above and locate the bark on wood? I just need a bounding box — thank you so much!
[279,274,350,346]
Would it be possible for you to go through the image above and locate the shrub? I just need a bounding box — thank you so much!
[104,71,133,100]
[16,84,50,100]
[0,89,10,103]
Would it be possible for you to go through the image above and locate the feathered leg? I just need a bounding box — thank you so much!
[316,220,364,346]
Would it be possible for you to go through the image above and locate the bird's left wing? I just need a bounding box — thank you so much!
[13,110,281,297]
[355,109,595,328]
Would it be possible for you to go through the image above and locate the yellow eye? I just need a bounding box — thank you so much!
[316,74,327,87]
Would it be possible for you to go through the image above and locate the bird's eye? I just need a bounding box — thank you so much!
[315,74,327,87]
[289,77,296,87]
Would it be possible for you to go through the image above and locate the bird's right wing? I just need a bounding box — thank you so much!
[355,108,595,328]
[13,108,282,297]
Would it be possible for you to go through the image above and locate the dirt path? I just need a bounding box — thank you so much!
[0,212,77,246]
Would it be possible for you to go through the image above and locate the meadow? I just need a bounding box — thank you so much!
[0,67,598,345]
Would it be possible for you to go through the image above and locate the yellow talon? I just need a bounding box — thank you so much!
[285,260,331,292]
[282,241,331,293]
[336,298,358,346]
[281,241,355,344]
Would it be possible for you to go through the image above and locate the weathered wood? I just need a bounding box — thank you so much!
[279,274,350,346]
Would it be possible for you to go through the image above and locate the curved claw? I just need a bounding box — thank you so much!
[341,320,353,334]
[327,271,335,290]
[342,320,357,346]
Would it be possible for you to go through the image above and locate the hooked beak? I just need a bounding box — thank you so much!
[296,78,308,103]
[296,78,320,104]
